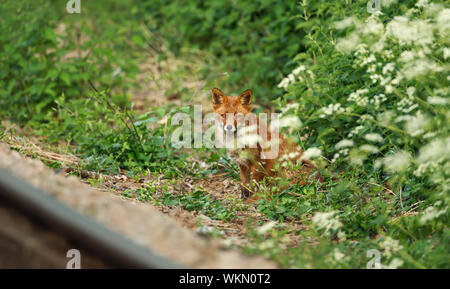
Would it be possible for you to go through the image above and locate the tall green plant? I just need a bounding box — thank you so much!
[140,0,305,102]
[273,0,449,268]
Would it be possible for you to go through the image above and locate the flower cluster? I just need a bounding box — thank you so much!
[277,65,313,90]
[319,103,345,118]
[380,237,403,258]
[332,2,449,195]
[348,89,370,107]
[311,211,344,236]
[269,0,450,268]
[293,0,448,230]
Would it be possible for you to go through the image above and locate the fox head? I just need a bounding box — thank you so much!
[211,88,253,133]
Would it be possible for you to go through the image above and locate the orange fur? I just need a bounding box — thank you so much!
[212,88,323,201]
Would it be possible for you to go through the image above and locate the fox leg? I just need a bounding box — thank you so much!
[239,164,251,199]
[251,159,271,183]
[252,166,267,188]
[237,163,265,202]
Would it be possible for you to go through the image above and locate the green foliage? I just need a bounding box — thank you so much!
[0,0,144,123]
[0,0,187,176]
[140,0,305,101]
[48,90,188,176]
[271,0,449,268]
[0,0,448,269]
[129,186,236,222]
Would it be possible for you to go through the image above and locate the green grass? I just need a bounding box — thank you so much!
[0,0,448,269]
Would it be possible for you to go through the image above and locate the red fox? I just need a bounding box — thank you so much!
[212,88,323,200]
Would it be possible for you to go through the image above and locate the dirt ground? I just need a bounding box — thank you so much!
[0,143,277,268]
[0,52,311,268]
[0,53,283,268]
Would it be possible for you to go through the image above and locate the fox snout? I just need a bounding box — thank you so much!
[225,124,235,132]
[212,88,252,134]
[218,113,242,133]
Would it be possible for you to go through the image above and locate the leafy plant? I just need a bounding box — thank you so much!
[140,0,306,102]
[270,0,449,268]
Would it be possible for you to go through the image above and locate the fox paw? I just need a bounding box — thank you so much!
[240,187,251,199]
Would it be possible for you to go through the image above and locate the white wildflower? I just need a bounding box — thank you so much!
[361,54,377,66]
[331,153,340,163]
[405,112,429,136]
[320,103,345,118]
[397,98,418,114]
[280,103,299,115]
[381,0,397,7]
[370,74,383,84]
[415,0,429,8]
[378,110,395,127]
[311,211,343,234]
[380,237,403,258]
[436,9,450,35]
[406,87,416,98]
[300,147,322,160]
[383,49,394,59]
[288,74,295,83]
[347,125,364,138]
[336,32,360,53]
[370,93,387,108]
[292,65,306,75]
[433,88,448,96]
[391,75,403,85]
[382,63,395,75]
[419,204,447,224]
[374,159,383,169]
[362,17,384,36]
[382,151,411,173]
[417,137,450,164]
[257,221,277,234]
[355,43,369,56]
[399,51,415,63]
[401,59,443,80]
[427,96,448,105]
[334,17,353,30]
[365,133,384,143]
[258,240,276,250]
[277,77,290,89]
[279,115,302,130]
[339,148,350,156]
[444,48,450,60]
[425,2,444,16]
[336,139,354,149]
[360,144,379,154]
[385,84,394,94]
[386,17,434,46]
[367,64,377,73]
[327,248,350,265]
[337,231,347,241]
[288,151,300,159]
[333,249,346,261]
[359,114,375,123]
[348,89,370,106]
[382,258,404,269]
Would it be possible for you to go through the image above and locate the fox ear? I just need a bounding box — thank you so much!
[212,88,225,105]
[239,89,252,106]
